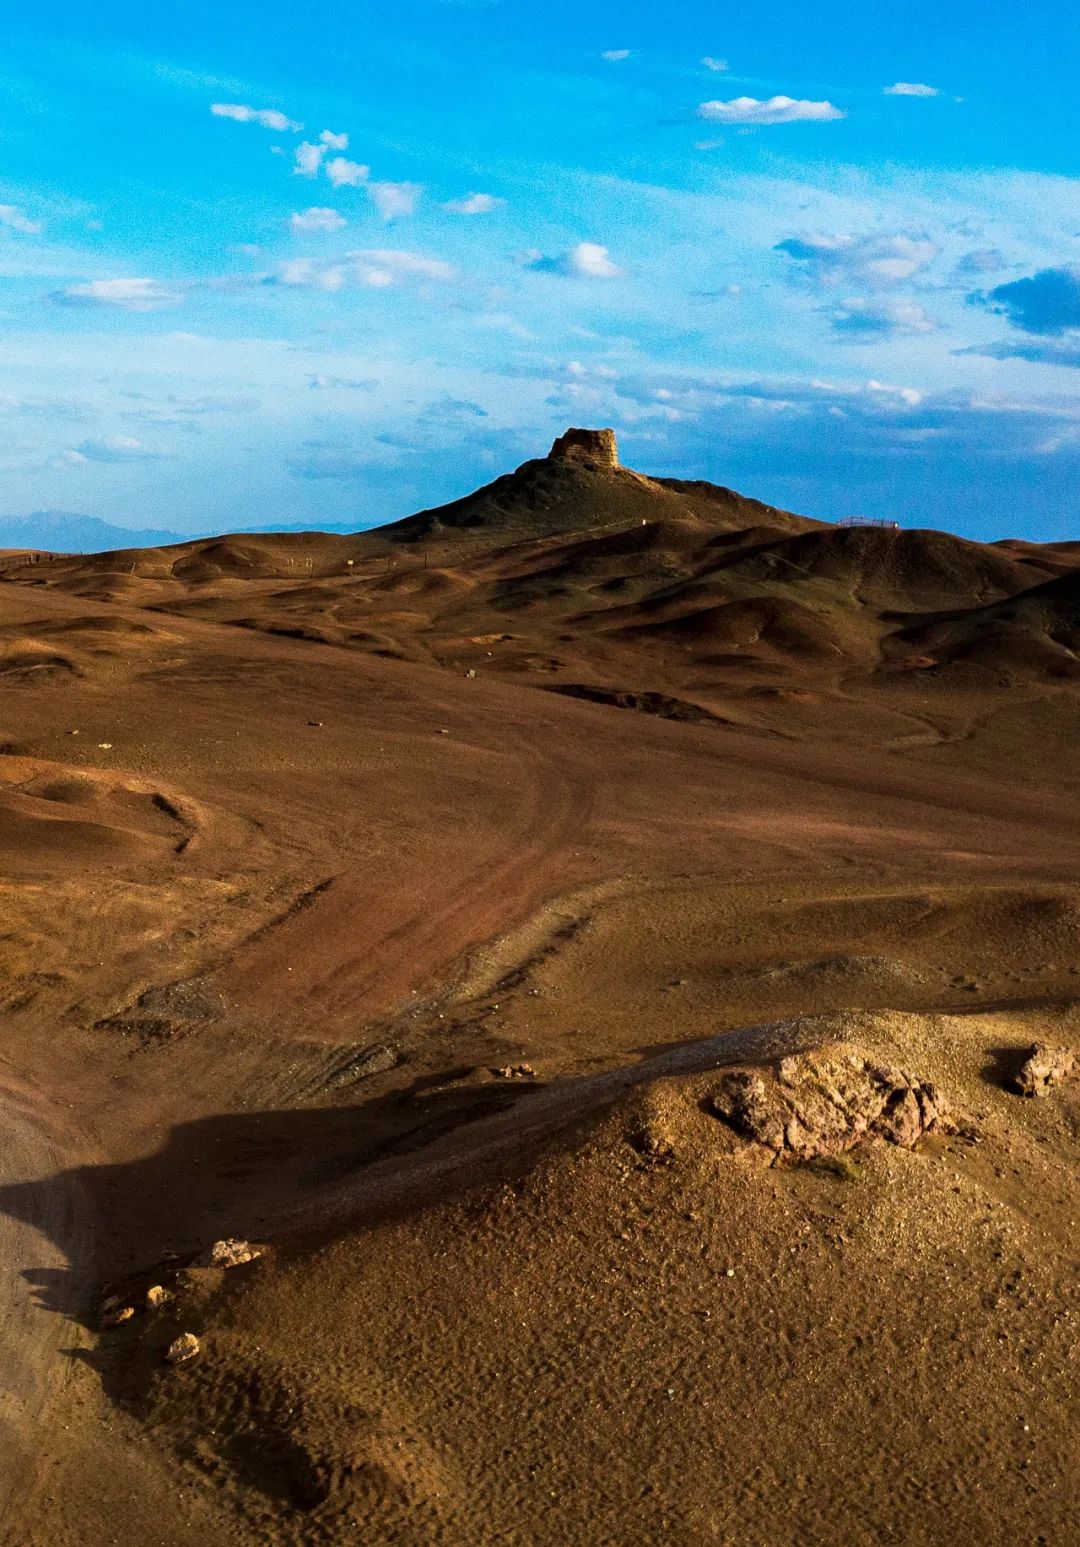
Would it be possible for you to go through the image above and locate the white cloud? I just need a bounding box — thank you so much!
[867,379,924,406]
[698,95,844,125]
[368,181,422,220]
[776,232,939,287]
[0,204,42,235]
[701,57,729,73]
[351,248,454,283]
[291,207,347,234]
[601,50,631,62]
[294,141,325,177]
[276,248,456,291]
[50,277,183,311]
[68,434,166,462]
[531,241,624,279]
[308,374,377,390]
[210,102,303,132]
[325,156,370,188]
[320,129,348,150]
[884,82,939,97]
[833,296,939,336]
[568,241,623,278]
[443,192,504,215]
[278,258,346,291]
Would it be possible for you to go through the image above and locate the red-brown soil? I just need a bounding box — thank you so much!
[0,437,1077,1545]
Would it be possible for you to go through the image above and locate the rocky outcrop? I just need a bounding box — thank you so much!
[547,427,619,468]
[710,1050,953,1162]
[1013,1042,1075,1097]
[195,1237,262,1269]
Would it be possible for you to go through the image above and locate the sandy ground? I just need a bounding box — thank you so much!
[0,450,1077,1544]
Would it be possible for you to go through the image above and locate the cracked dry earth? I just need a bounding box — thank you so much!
[0,503,1079,1545]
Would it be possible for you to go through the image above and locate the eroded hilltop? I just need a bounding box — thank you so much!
[0,431,1077,1546]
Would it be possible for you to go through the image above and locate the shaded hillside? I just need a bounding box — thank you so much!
[5,426,1080,755]
[381,431,818,545]
[889,568,1080,678]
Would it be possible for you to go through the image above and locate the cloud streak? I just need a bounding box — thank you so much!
[276,248,456,292]
[832,297,939,337]
[49,277,183,311]
[443,192,504,215]
[0,204,42,236]
[698,96,844,125]
[776,232,939,287]
[290,207,347,234]
[210,102,303,132]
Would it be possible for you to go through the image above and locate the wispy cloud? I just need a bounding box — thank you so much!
[530,241,623,278]
[64,434,168,463]
[961,337,1080,369]
[443,192,504,215]
[308,374,378,390]
[955,248,1006,277]
[276,248,456,291]
[701,57,729,73]
[290,207,347,234]
[884,82,939,97]
[776,232,939,287]
[698,96,844,125]
[0,204,42,236]
[832,296,939,337]
[210,102,303,132]
[368,181,422,220]
[49,277,183,311]
[601,50,631,62]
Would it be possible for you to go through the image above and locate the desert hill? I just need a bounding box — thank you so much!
[0,429,1078,1545]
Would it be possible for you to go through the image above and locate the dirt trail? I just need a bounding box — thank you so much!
[0,1067,91,1536]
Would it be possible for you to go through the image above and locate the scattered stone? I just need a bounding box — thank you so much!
[308,720,323,727]
[99,1303,135,1329]
[466,669,476,679]
[709,1050,955,1163]
[491,1063,537,1080]
[165,1332,201,1365]
[628,1120,676,1161]
[1013,1042,1076,1098]
[145,1284,171,1310]
[195,1238,262,1270]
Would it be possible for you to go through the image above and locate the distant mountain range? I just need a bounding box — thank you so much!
[0,510,357,554]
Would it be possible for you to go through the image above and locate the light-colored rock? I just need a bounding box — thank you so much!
[145,1284,171,1310]
[1014,1042,1075,1098]
[196,1237,262,1269]
[99,1304,135,1329]
[165,1332,200,1365]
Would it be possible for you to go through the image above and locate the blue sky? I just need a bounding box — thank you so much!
[2,1,1079,541]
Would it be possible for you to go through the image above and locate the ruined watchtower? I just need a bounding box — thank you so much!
[547,427,619,469]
